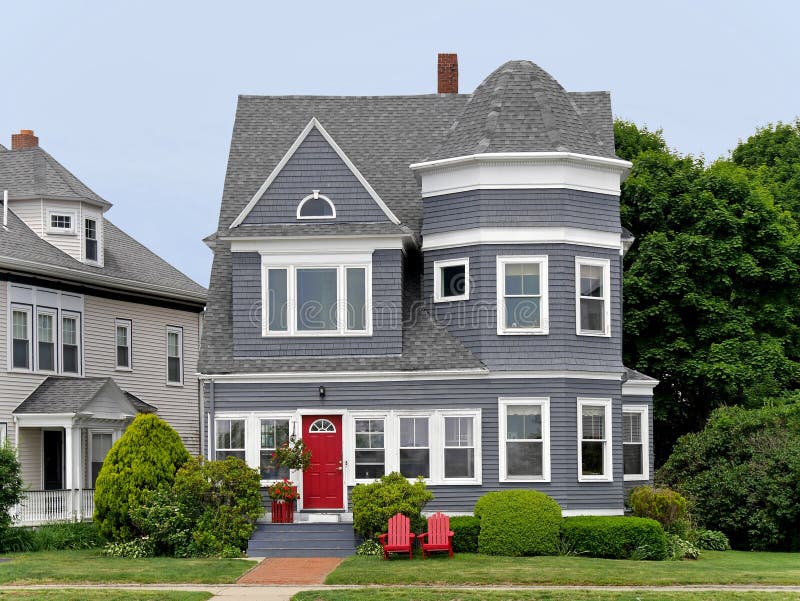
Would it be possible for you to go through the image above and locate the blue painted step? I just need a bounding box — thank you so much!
[247,522,359,558]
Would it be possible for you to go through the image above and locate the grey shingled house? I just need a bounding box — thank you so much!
[0,131,206,523]
[200,55,657,552]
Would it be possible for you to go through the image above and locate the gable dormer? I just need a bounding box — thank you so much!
[1,130,110,266]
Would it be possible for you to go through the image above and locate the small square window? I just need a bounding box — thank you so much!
[434,258,469,302]
[50,214,72,231]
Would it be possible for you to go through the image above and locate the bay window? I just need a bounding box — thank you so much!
[576,257,611,336]
[623,405,649,480]
[497,256,548,335]
[578,398,613,481]
[499,398,550,482]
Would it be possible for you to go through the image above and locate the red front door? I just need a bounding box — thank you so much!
[302,415,344,509]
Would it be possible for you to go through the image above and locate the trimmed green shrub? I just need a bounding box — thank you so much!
[1,521,103,553]
[695,528,731,551]
[657,403,800,550]
[628,486,688,531]
[560,516,669,560]
[474,490,562,556]
[0,441,23,543]
[351,472,433,539]
[130,456,262,557]
[94,414,190,541]
[450,515,480,553]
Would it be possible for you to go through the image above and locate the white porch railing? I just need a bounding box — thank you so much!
[10,489,95,526]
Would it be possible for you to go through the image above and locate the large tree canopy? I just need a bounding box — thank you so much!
[615,121,800,461]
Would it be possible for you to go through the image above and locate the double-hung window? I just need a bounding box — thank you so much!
[85,218,99,262]
[215,418,246,461]
[36,309,56,372]
[90,432,113,487]
[354,418,385,479]
[576,257,611,336]
[61,313,81,374]
[166,326,183,385]
[623,406,649,480]
[264,262,370,336]
[116,319,132,369]
[399,417,430,478]
[578,398,613,481]
[499,398,550,482]
[497,256,548,335]
[260,418,290,480]
[443,415,476,480]
[11,306,32,370]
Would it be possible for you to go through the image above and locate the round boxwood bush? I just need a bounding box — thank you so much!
[351,472,433,539]
[94,414,190,541]
[561,516,669,560]
[450,515,480,553]
[474,490,562,556]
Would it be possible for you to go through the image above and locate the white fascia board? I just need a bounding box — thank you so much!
[422,227,621,251]
[13,413,76,427]
[410,152,632,198]
[197,369,623,384]
[228,234,408,255]
[229,117,401,229]
[622,380,659,396]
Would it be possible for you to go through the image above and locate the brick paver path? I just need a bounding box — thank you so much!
[237,557,343,585]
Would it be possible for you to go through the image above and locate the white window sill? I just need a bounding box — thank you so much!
[577,330,611,338]
[166,381,184,388]
[623,474,649,481]
[498,329,549,336]
[501,476,551,483]
[434,294,469,303]
[578,475,613,483]
[115,367,133,372]
[440,478,482,486]
[263,331,372,338]
[46,230,77,236]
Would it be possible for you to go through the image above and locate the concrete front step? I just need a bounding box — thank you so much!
[247,522,359,558]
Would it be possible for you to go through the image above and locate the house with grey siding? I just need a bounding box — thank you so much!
[200,55,657,539]
[0,131,206,524]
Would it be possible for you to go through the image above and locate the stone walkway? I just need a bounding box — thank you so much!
[237,557,344,585]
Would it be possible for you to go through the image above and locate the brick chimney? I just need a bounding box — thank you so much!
[438,53,458,94]
[11,130,39,150]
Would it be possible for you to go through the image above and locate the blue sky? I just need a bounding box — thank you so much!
[1,1,797,286]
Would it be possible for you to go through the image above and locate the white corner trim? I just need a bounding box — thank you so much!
[229,117,401,228]
[622,380,659,396]
[433,257,470,302]
[410,152,632,198]
[423,227,620,251]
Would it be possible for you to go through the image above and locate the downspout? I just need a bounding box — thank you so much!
[208,379,215,461]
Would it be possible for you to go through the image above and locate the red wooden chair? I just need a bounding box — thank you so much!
[417,512,454,559]
[377,513,415,560]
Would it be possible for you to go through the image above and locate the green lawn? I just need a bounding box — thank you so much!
[326,551,800,586]
[0,592,211,601]
[0,550,254,584]
[294,591,800,601]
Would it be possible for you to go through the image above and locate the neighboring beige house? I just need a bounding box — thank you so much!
[0,130,206,524]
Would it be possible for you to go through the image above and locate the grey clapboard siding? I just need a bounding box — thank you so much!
[423,244,623,371]
[422,189,621,235]
[210,377,626,513]
[622,394,655,493]
[231,249,402,358]
[241,128,391,225]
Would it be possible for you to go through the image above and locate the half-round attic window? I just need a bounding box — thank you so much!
[297,190,335,219]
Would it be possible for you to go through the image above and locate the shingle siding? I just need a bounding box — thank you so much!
[231,249,402,358]
[422,189,621,235]
[241,129,391,226]
[210,376,626,513]
[423,244,623,371]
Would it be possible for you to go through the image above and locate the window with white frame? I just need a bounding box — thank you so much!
[623,406,649,480]
[90,432,113,487]
[399,416,430,478]
[215,419,246,461]
[85,218,99,262]
[354,418,385,480]
[264,263,370,336]
[497,256,548,335]
[578,398,613,481]
[434,258,469,302]
[116,319,132,369]
[11,306,32,370]
[297,191,335,219]
[260,418,290,480]
[576,257,611,336]
[166,326,183,384]
[36,309,56,372]
[61,313,80,374]
[444,415,476,479]
[48,211,75,234]
[499,398,550,482]
[0,423,7,444]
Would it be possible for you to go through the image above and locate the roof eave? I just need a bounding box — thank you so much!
[410,152,633,173]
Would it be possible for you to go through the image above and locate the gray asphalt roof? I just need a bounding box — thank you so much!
[13,376,157,414]
[623,367,658,382]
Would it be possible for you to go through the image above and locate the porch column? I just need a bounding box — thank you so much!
[64,425,74,490]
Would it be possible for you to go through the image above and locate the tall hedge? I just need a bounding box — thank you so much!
[94,414,190,541]
[561,516,669,560]
[474,490,562,556]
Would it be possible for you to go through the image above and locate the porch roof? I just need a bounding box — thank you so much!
[13,376,157,415]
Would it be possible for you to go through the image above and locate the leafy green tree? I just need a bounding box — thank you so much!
[94,413,190,541]
[0,442,23,546]
[616,121,800,460]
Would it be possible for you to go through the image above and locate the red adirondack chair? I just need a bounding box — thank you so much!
[377,513,415,560]
[417,512,454,559]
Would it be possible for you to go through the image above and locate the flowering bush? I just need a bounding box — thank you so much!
[267,479,300,502]
[272,436,312,471]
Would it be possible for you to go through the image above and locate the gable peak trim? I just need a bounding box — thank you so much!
[229,117,401,228]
